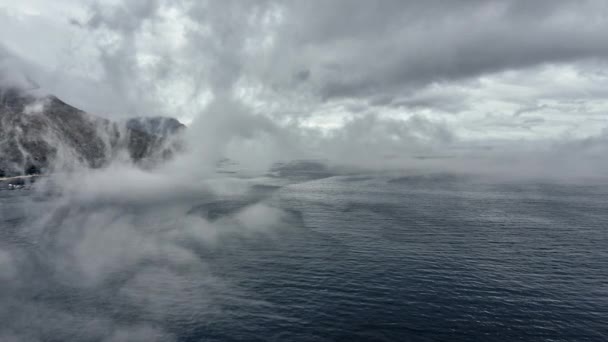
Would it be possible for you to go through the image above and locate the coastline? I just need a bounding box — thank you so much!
[0,174,39,182]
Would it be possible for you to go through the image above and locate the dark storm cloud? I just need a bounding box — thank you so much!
[514,104,550,117]
[85,0,160,32]
[183,0,273,93]
[390,92,470,113]
[272,0,608,100]
[7,0,607,119]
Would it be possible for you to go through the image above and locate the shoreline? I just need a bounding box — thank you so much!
[0,174,40,182]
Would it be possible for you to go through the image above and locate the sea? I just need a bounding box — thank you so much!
[1,164,607,341]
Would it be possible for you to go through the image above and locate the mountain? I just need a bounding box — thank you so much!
[126,116,185,137]
[0,87,184,177]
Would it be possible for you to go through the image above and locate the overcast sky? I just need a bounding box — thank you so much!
[2,0,608,146]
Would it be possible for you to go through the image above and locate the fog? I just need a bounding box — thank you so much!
[0,152,298,340]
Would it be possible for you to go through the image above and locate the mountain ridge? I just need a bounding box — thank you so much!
[0,86,184,177]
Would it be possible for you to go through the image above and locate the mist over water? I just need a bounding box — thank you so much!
[0,161,291,341]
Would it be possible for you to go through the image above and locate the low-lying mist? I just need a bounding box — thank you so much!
[0,149,301,341]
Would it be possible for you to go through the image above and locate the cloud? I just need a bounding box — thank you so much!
[274,0,608,100]
[2,0,608,146]
[310,113,454,167]
[2,0,608,170]
[0,44,42,91]
[0,161,299,341]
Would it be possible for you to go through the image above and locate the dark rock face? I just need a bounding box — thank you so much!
[125,116,186,165]
[0,87,184,177]
[126,117,185,137]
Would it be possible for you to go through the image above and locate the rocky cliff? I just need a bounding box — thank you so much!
[0,87,184,177]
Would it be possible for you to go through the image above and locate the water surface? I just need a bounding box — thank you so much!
[1,172,607,341]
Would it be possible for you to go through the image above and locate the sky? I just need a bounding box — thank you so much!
[2,0,608,165]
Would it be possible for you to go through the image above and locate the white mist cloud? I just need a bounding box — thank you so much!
[0,162,301,340]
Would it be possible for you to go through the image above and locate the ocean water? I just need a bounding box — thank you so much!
[1,170,607,341]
